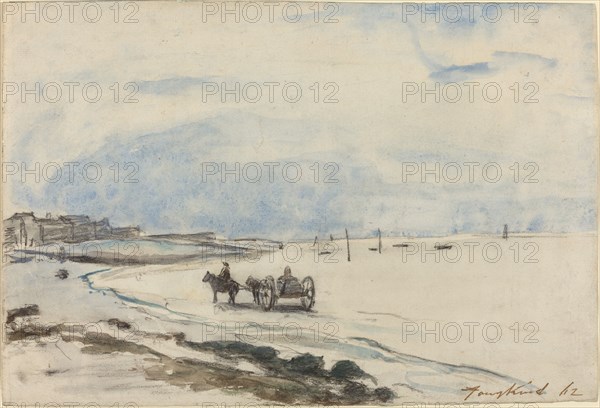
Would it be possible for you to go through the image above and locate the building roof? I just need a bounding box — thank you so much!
[58,215,91,225]
[7,212,35,220]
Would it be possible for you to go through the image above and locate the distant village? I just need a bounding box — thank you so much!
[4,212,141,249]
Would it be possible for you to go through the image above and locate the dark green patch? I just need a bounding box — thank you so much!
[6,304,39,325]
[331,360,368,380]
[7,319,396,404]
[286,353,325,375]
[177,337,395,404]
[106,318,132,330]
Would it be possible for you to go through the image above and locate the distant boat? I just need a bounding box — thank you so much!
[434,244,453,250]
[8,253,34,263]
[368,248,378,251]
[393,243,409,248]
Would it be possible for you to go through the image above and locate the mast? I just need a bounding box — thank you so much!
[345,228,351,262]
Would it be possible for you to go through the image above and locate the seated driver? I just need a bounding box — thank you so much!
[277,265,295,293]
[218,261,231,282]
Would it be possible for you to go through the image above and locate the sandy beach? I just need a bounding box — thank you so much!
[2,234,597,405]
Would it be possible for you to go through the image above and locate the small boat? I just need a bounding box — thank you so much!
[8,253,34,263]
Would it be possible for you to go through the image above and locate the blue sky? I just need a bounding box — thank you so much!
[3,3,598,239]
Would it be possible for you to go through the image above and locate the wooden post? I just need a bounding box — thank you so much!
[19,218,27,247]
[313,235,318,247]
[503,224,508,240]
[345,228,351,262]
[378,228,382,254]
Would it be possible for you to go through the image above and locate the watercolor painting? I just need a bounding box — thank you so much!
[2,2,598,406]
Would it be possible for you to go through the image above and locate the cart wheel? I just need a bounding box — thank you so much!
[300,276,315,311]
[259,276,276,311]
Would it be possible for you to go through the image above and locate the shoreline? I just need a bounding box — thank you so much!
[2,233,597,404]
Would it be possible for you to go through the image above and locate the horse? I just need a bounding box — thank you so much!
[202,271,239,304]
[245,276,261,304]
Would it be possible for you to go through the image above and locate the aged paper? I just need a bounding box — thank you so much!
[1,1,598,407]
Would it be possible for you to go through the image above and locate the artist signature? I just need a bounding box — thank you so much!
[462,381,583,401]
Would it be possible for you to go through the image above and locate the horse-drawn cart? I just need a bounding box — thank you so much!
[256,275,315,311]
[203,270,315,311]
